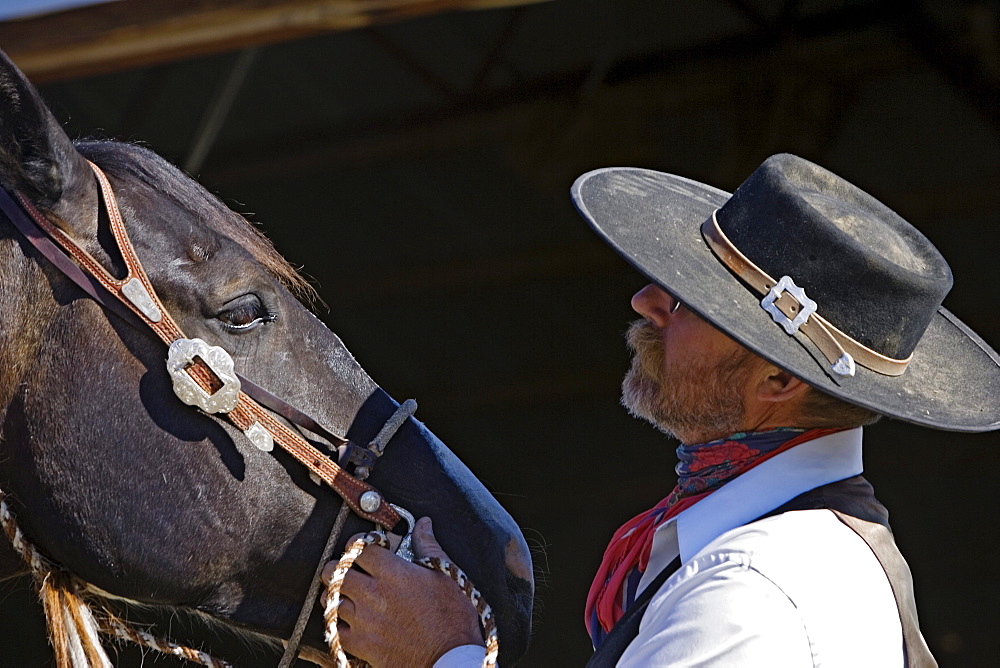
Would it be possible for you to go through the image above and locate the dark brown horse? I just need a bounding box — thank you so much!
[0,49,532,664]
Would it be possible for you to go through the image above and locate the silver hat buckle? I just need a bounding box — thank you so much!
[760,275,817,335]
[760,276,855,377]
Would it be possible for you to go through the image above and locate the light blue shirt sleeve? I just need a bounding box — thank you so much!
[433,644,486,668]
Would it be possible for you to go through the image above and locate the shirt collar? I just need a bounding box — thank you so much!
[671,426,864,562]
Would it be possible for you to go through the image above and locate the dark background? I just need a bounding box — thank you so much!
[1,0,998,665]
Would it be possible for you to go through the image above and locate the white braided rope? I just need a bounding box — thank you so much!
[1,490,230,668]
[324,532,499,668]
[323,533,383,665]
[101,618,232,668]
[58,585,112,668]
[0,494,59,576]
[416,554,499,668]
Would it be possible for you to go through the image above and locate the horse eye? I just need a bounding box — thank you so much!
[217,296,275,331]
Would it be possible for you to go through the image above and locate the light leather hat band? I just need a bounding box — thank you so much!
[700,211,912,378]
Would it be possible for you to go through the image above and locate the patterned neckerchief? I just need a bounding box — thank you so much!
[585,427,844,647]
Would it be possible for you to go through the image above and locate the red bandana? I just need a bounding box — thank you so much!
[584,427,843,645]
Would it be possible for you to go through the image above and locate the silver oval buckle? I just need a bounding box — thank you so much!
[166,338,241,414]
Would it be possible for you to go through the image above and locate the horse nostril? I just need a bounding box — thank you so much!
[504,535,533,584]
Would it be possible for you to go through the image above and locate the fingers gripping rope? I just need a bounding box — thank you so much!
[323,533,384,665]
[416,555,500,668]
[324,533,500,668]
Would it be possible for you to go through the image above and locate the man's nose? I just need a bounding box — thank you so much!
[631,283,680,327]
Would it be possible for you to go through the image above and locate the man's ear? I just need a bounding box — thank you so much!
[0,49,94,226]
[756,366,812,404]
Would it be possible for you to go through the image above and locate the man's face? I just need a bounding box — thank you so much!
[622,284,764,444]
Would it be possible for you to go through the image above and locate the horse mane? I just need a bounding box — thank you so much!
[73,140,320,307]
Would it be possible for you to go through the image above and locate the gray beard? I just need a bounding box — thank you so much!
[621,320,752,443]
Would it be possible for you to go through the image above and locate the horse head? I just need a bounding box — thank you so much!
[0,49,532,663]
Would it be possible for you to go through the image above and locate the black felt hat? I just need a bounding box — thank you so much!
[571,154,1000,432]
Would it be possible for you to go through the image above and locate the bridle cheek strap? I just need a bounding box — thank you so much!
[3,161,400,530]
[701,211,912,378]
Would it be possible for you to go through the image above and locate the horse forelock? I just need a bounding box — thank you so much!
[72,140,321,308]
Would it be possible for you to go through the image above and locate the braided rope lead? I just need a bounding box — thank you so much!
[100,618,232,668]
[324,533,386,665]
[324,532,499,668]
[2,491,230,668]
[416,555,499,668]
[0,494,59,576]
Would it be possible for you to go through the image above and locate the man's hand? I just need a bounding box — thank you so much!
[321,517,484,667]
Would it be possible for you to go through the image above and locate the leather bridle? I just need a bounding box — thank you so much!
[0,160,411,662]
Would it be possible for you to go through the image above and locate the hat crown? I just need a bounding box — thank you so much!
[717,153,953,359]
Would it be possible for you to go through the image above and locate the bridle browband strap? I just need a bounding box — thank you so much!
[0,161,402,528]
[701,211,912,377]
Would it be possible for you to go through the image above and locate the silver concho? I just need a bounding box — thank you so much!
[831,352,857,377]
[166,338,240,414]
[359,490,382,513]
[245,421,274,452]
[121,277,162,322]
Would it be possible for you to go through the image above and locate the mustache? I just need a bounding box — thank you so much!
[625,319,659,351]
[625,319,663,378]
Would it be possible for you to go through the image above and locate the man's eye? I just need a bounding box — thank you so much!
[217,296,275,331]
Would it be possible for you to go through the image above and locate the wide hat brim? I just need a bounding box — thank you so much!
[572,167,1000,433]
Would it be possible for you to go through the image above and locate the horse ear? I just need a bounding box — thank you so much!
[0,49,91,211]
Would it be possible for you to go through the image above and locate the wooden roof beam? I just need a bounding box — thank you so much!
[0,0,553,83]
